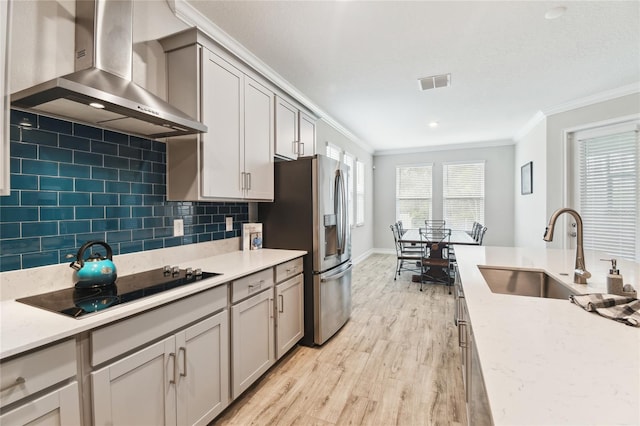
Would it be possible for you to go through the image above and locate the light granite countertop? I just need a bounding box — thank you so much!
[454,245,640,425]
[0,248,306,360]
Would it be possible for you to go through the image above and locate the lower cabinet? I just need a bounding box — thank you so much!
[231,287,275,399]
[0,382,80,426]
[275,273,304,359]
[91,305,229,426]
[455,270,493,426]
[0,339,80,426]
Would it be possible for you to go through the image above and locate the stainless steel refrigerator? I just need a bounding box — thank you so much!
[259,155,352,346]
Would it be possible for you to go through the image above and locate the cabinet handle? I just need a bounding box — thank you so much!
[1,376,25,392]
[240,172,246,190]
[292,141,298,155]
[269,298,274,318]
[247,173,252,190]
[458,320,467,348]
[179,347,187,378]
[248,280,264,293]
[299,142,304,156]
[169,352,177,384]
[279,294,284,313]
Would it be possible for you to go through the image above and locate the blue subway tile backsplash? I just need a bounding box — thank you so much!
[0,110,248,272]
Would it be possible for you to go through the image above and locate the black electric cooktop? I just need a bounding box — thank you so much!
[17,267,221,319]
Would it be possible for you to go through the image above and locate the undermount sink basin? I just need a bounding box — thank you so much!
[478,267,578,300]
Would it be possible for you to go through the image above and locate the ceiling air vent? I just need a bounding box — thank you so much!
[418,73,451,91]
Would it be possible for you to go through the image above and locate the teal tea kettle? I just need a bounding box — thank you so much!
[70,241,118,288]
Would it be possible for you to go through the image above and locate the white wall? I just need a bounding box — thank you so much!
[315,119,374,263]
[373,144,515,251]
[514,117,547,247]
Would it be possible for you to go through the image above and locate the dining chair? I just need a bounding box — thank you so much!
[418,227,453,293]
[477,226,488,245]
[390,224,423,280]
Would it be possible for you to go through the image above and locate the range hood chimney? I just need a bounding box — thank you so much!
[11,0,206,139]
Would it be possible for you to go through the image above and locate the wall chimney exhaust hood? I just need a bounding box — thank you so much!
[11,0,207,139]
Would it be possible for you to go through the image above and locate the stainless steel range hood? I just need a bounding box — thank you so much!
[11,0,206,139]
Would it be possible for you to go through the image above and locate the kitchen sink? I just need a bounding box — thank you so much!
[478,267,578,300]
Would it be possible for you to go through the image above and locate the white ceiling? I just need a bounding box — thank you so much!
[185,1,640,153]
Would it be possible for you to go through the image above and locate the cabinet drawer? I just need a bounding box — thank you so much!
[1,339,76,407]
[231,268,273,303]
[92,284,228,366]
[275,257,303,283]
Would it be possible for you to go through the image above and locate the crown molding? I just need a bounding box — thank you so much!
[167,0,374,155]
[514,111,546,142]
[542,83,640,116]
[374,139,514,156]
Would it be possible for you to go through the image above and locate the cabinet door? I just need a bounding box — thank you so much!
[92,336,177,426]
[231,289,275,399]
[244,77,274,200]
[274,97,299,160]
[201,50,244,199]
[275,274,304,359]
[0,382,81,426]
[298,111,316,157]
[176,311,229,426]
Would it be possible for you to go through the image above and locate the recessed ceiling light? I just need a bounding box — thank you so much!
[89,102,105,109]
[545,6,567,20]
[429,121,439,128]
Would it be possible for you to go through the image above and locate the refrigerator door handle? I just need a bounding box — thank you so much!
[320,263,353,282]
[334,170,347,255]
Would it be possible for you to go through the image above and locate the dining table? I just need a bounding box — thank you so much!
[399,227,478,288]
[399,228,479,246]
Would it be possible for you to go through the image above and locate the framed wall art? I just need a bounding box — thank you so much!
[521,161,533,195]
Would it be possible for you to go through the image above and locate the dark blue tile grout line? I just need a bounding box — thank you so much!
[0,109,249,272]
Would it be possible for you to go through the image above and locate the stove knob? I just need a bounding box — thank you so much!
[172,266,180,275]
[186,267,193,276]
[163,265,171,274]
[195,268,203,276]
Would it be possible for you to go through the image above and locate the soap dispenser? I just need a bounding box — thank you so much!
[601,258,624,295]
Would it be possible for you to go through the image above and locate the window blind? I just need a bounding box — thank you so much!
[343,153,354,227]
[396,165,432,228]
[443,162,485,230]
[326,143,341,161]
[356,161,365,225]
[577,129,638,260]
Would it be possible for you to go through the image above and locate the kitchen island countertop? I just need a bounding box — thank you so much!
[0,248,306,360]
[455,245,640,425]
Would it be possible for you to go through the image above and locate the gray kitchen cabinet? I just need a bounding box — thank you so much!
[275,96,316,160]
[274,258,304,359]
[91,286,229,426]
[0,340,81,426]
[230,268,275,399]
[160,29,274,201]
[455,269,493,425]
[0,0,10,196]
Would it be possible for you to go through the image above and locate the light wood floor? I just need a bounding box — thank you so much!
[214,254,467,425]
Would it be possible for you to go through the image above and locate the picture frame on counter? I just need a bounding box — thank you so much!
[242,223,263,250]
[521,161,533,195]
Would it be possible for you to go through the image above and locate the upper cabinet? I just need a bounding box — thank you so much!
[160,30,274,202]
[1,0,10,196]
[275,96,316,160]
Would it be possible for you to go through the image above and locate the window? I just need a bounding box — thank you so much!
[326,142,341,161]
[573,122,639,261]
[443,162,485,230]
[356,160,365,226]
[396,165,432,228]
[343,152,354,227]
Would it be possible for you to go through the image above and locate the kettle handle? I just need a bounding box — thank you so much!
[72,241,114,269]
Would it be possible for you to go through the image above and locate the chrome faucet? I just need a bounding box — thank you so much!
[543,208,591,284]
